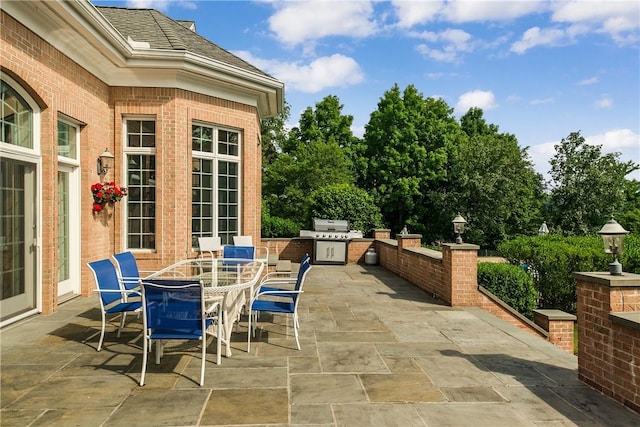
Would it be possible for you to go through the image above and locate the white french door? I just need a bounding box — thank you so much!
[57,165,80,298]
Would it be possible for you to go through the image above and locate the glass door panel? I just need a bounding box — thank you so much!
[57,168,79,298]
[1,158,36,322]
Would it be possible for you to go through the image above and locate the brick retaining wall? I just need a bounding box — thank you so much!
[574,272,640,412]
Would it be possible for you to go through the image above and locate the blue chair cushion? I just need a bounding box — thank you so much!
[251,299,295,314]
[105,301,142,314]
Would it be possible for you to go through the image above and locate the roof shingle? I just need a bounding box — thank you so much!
[96,6,271,78]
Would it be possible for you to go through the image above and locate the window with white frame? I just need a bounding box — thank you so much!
[192,124,240,247]
[56,117,80,284]
[124,119,156,250]
[1,80,33,148]
[57,119,78,160]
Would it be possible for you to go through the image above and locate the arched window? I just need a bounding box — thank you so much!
[1,80,33,148]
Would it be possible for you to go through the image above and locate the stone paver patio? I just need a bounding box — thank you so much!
[2,264,639,426]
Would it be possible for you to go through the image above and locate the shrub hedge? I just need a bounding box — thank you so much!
[477,262,538,319]
[497,234,639,314]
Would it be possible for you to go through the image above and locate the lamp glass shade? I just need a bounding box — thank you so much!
[597,219,629,255]
[99,148,114,171]
[452,214,467,234]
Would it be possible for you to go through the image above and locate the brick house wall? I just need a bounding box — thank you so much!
[1,8,267,317]
[2,10,112,312]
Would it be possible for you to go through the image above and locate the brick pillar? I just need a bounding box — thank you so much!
[442,243,480,307]
[396,234,421,249]
[373,229,391,239]
[533,309,576,353]
[573,272,640,412]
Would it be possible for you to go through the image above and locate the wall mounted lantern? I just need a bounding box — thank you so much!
[597,217,629,276]
[452,214,467,244]
[97,147,114,177]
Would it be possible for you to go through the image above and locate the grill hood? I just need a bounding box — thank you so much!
[313,218,349,232]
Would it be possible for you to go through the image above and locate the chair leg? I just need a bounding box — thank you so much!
[98,310,106,351]
[216,318,222,365]
[140,333,148,386]
[293,313,300,350]
[247,309,252,353]
[117,312,126,338]
[200,336,206,386]
[155,340,163,364]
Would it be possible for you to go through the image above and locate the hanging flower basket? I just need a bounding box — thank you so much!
[91,182,127,213]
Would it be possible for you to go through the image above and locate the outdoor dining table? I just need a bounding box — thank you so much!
[143,257,265,364]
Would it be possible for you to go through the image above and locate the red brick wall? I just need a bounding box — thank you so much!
[1,10,262,314]
[2,11,112,312]
[575,274,640,412]
[444,244,480,306]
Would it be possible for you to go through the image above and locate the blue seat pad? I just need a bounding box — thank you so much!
[105,301,142,314]
[148,319,213,340]
[257,285,293,298]
[252,299,295,313]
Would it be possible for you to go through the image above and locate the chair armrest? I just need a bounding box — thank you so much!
[94,289,141,297]
[261,271,296,281]
[253,289,302,299]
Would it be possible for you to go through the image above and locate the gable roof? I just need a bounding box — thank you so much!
[95,6,270,79]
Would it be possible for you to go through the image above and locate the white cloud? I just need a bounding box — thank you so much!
[414,28,473,62]
[126,0,170,9]
[551,1,640,44]
[588,128,639,154]
[442,0,545,23]
[596,95,613,109]
[125,0,196,10]
[528,129,640,181]
[267,1,377,46]
[530,97,554,106]
[510,26,570,53]
[455,90,496,113]
[578,76,599,85]
[391,0,443,28]
[233,51,364,93]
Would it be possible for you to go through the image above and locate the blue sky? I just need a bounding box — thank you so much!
[93,0,640,180]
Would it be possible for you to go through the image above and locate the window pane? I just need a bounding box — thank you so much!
[191,157,214,248]
[192,124,214,153]
[1,80,33,148]
[217,130,239,157]
[127,120,155,148]
[190,126,240,249]
[57,121,77,159]
[127,148,156,250]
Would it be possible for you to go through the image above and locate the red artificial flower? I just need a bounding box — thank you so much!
[92,203,103,213]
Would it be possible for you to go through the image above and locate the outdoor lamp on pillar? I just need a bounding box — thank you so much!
[452,214,467,244]
[538,221,549,235]
[597,217,629,276]
[97,148,115,177]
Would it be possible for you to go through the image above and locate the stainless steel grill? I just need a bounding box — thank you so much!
[299,219,363,265]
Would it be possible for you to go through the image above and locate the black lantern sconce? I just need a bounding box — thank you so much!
[97,147,115,177]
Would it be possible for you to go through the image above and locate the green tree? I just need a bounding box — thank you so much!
[617,179,640,234]
[307,184,384,235]
[546,131,639,235]
[432,108,545,248]
[261,102,291,168]
[262,95,357,230]
[354,84,459,235]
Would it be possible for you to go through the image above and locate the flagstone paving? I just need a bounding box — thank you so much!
[2,264,639,426]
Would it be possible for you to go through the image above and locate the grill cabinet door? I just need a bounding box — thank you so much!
[314,240,347,264]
